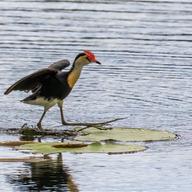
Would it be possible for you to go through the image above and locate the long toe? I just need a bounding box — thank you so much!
[62,121,69,126]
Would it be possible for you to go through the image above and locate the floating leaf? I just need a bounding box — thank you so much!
[52,143,88,148]
[0,141,35,147]
[19,142,146,154]
[75,128,176,142]
[78,142,146,154]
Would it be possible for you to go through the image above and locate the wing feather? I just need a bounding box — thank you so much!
[48,59,70,71]
[4,68,57,95]
[4,59,71,95]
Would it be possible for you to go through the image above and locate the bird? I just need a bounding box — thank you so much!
[4,50,101,130]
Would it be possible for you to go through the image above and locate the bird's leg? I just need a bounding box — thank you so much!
[58,100,68,125]
[57,101,103,126]
[37,108,47,130]
[57,101,126,127]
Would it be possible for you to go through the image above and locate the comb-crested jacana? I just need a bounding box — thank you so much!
[4,50,101,129]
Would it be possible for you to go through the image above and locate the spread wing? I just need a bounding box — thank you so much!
[4,68,58,95]
[4,59,70,95]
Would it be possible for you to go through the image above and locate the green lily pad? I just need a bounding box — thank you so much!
[75,128,176,142]
[19,142,146,154]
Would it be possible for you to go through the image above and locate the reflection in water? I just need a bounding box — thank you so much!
[6,153,78,192]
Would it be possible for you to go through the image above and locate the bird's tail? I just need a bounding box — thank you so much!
[21,94,37,104]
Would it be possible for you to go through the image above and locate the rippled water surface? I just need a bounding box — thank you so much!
[0,0,192,191]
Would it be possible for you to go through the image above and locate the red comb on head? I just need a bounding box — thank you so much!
[84,50,96,62]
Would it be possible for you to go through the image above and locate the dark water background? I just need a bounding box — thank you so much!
[0,0,192,191]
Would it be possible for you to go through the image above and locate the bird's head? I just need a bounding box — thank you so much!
[73,50,101,66]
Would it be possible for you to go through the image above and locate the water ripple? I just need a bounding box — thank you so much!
[0,0,192,191]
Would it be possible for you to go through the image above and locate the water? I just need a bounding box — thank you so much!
[0,0,192,191]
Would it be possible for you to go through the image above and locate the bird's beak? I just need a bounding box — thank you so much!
[95,60,101,65]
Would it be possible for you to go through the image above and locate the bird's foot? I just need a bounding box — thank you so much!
[62,121,70,126]
[62,117,126,130]
[62,121,103,127]
[36,123,43,131]
[21,123,29,129]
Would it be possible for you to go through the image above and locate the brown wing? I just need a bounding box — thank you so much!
[4,68,57,95]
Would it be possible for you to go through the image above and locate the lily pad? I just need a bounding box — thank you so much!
[52,143,88,148]
[19,142,146,154]
[75,128,176,142]
[0,141,35,147]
